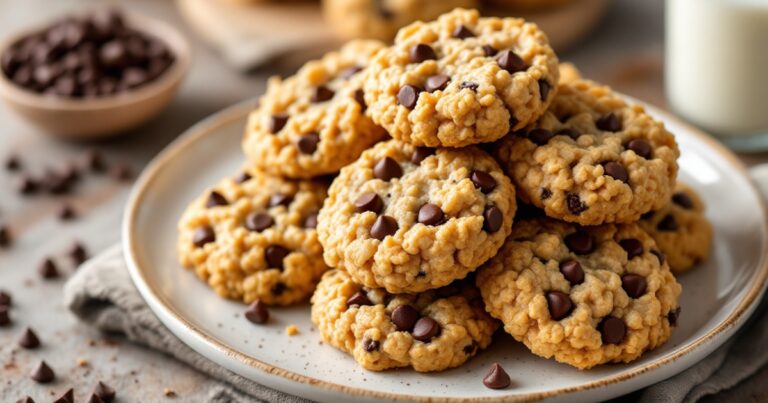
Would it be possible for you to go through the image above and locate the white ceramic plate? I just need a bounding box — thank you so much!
[123,99,768,402]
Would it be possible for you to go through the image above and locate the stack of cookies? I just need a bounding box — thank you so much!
[177,8,714,373]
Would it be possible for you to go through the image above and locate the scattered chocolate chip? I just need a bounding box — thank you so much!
[397,84,420,109]
[271,282,287,295]
[411,147,435,164]
[353,88,366,110]
[483,363,511,389]
[371,215,398,240]
[452,25,474,39]
[355,192,384,214]
[362,338,380,352]
[496,50,526,73]
[557,128,581,140]
[82,150,106,172]
[565,231,595,255]
[17,176,39,195]
[311,85,334,102]
[627,139,651,159]
[93,380,116,402]
[245,212,274,232]
[58,204,77,221]
[340,65,363,79]
[303,213,318,229]
[621,274,647,298]
[109,163,132,182]
[4,154,21,171]
[425,74,449,92]
[672,192,694,209]
[412,317,440,341]
[206,191,228,208]
[70,242,88,265]
[269,114,289,134]
[373,157,402,181]
[265,245,290,269]
[418,203,444,225]
[53,388,74,403]
[245,300,269,324]
[482,45,497,57]
[596,113,622,132]
[657,214,678,231]
[0,307,10,326]
[0,291,10,307]
[599,316,626,344]
[528,128,554,145]
[459,81,478,91]
[0,226,11,248]
[483,205,503,233]
[619,238,644,259]
[546,291,573,320]
[541,188,553,200]
[651,249,666,265]
[347,291,372,306]
[193,226,215,247]
[391,305,419,331]
[18,327,41,349]
[234,172,251,183]
[297,132,320,154]
[86,394,105,403]
[15,396,35,403]
[39,258,59,279]
[30,361,55,383]
[538,79,551,101]
[409,43,437,63]
[268,193,293,208]
[471,171,496,193]
[559,260,584,285]
[566,193,587,215]
[603,162,629,183]
[668,306,681,326]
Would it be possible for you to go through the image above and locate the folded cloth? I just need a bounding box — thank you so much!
[64,245,768,403]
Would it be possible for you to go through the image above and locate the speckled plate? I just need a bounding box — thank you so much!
[123,98,768,402]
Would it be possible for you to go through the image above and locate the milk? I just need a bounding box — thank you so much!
[665,0,768,137]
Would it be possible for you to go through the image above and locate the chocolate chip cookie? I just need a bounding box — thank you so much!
[322,0,478,41]
[477,218,682,369]
[496,79,680,225]
[242,40,388,179]
[317,139,516,293]
[639,183,713,274]
[311,269,497,372]
[177,168,329,305]
[363,8,559,147]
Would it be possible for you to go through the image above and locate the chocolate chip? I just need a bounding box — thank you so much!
[265,245,290,269]
[603,162,629,183]
[18,327,41,349]
[412,317,440,341]
[409,43,437,63]
[245,300,269,324]
[418,203,444,225]
[373,157,402,181]
[546,291,573,320]
[354,192,383,214]
[93,380,116,402]
[270,114,289,133]
[362,338,380,352]
[496,50,526,73]
[347,291,372,306]
[245,212,274,232]
[557,128,581,140]
[559,260,584,285]
[206,191,228,208]
[459,81,478,91]
[39,258,59,279]
[122,67,149,89]
[70,242,88,265]
[425,74,449,92]
[15,396,34,403]
[234,172,251,183]
[541,188,553,200]
[58,204,77,221]
[411,147,435,164]
[353,89,366,110]
[4,154,21,171]
[0,291,11,307]
[621,274,647,298]
[599,316,626,344]
[672,192,694,209]
[17,176,39,195]
[193,226,215,247]
[53,388,74,403]
[83,150,106,172]
[340,65,363,79]
[30,361,55,383]
[100,40,128,67]
[0,226,12,248]
[651,249,666,265]
[452,25,475,39]
[87,393,106,403]
[109,163,132,182]
[668,306,681,326]
[471,171,496,193]
[619,238,644,259]
[268,193,293,208]
[397,84,420,109]
[0,306,10,326]
[538,79,551,101]
[657,214,678,231]
[528,128,554,145]
[565,231,595,255]
[482,45,498,57]
[596,113,622,132]
[303,213,318,229]
[566,193,587,215]
[483,205,503,233]
[311,85,334,102]
[297,133,320,154]
[627,139,651,159]
[371,215,398,240]
[391,305,419,331]
[272,282,287,296]
[483,363,511,389]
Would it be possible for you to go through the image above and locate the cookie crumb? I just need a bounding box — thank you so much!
[163,388,176,397]
[77,358,89,367]
[285,325,299,336]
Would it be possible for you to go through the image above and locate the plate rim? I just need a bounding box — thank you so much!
[122,98,768,402]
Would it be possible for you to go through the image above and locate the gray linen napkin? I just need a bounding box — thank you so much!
[64,245,768,403]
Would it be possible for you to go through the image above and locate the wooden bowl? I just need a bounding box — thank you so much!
[0,12,191,140]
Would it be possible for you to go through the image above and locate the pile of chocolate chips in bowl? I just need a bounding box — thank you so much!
[0,8,175,98]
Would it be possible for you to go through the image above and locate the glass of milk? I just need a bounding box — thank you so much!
[666,0,768,151]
